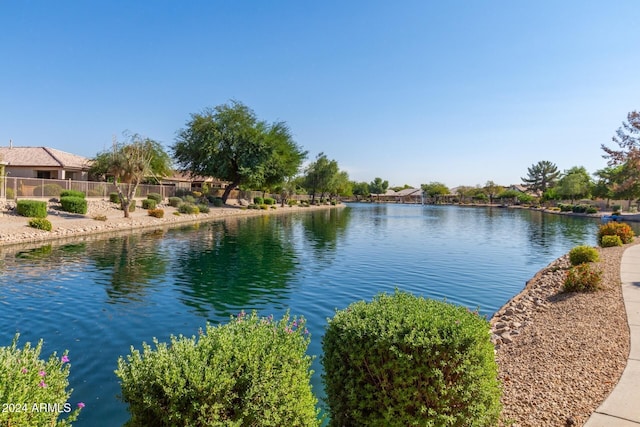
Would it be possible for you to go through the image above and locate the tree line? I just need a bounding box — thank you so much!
[90,101,354,215]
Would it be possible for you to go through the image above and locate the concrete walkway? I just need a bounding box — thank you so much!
[584,244,640,426]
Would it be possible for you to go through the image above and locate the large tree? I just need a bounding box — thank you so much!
[602,111,640,197]
[303,152,339,203]
[352,181,370,201]
[483,180,502,205]
[421,182,450,204]
[369,177,389,196]
[557,166,592,203]
[521,160,560,194]
[172,101,305,203]
[91,133,171,217]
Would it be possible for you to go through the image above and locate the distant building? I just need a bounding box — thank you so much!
[0,146,91,180]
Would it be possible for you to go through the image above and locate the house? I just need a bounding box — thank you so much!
[0,146,91,180]
[161,172,228,192]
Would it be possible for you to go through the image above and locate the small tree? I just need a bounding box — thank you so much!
[92,134,168,218]
[557,166,592,204]
[421,182,450,204]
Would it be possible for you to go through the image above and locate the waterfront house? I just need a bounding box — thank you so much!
[0,145,91,180]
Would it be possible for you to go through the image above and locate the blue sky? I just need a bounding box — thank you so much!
[1,1,639,188]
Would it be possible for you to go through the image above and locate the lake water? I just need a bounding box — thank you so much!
[0,203,607,425]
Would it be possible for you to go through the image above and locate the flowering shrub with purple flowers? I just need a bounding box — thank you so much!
[322,290,501,427]
[0,334,84,426]
[116,311,320,426]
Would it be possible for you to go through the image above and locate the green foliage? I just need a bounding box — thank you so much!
[0,334,83,426]
[93,214,107,221]
[569,245,600,265]
[369,176,389,195]
[173,100,306,203]
[572,204,589,213]
[263,197,275,205]
[141,199,157,210]
[557,203,573,212]
[183,195,196,204]
[33,183,63,197]
[557,166,592,202]
[212,197,224,207]
[288,199,298,206]
[6,187,15,199]
[253,196,264,205]
[521,160,560,193]
[16,200,47,218]
[421,181,450,201]
[168,196,182,207]
[192,191,202,198]
[178,203,199,214]
[598,222,635,245]
[322,291,501,427]
[109,192,121,203]
[601,235,623,247]
[259,204,268,210]
[197,203,210,213]
[28,218,52,231]
[563,263,603,292]
[60,197,88,214]
[147,208,164,218]
[60,190,85,198]
[115,312,319,427]
[304,153,340,201]
[586,206,598,214]
[247,204,260,210]
[147,193,162,203]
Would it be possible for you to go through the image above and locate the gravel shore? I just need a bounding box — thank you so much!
[491,243,633,426]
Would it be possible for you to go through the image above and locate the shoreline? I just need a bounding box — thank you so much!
[0,199,344,248]
[491,242,633,426]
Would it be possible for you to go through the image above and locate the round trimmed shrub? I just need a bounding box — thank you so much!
[322,291,501,427]
[60,196,88,214]
[168,196,182,207]
[259,204,268,210]
[109,192,121,203]
[28,218,53,231]
[601,235,623,247]
[196,203,210,213]
[147,193,162,203]
[263,197,275,205]
[569,245,600,265]
[253,196,264,205]
[598,222,634,245]
[288,199,298,206]
[141,199,157,210]
[212,197,223,207]
[115,312,319,427]
[178,203,199,214]
[147,208,164,218]
[60,190,85,198]
[563,263,603,292]
[17,200,48,218]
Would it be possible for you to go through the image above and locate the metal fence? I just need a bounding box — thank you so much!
[0,177,311,202]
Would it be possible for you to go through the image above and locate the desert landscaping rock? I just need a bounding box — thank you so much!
[493,243,632,426]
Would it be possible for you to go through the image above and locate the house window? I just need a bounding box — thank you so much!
[36,171,51,179]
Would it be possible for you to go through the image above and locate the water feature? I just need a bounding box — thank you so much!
[0,204,609,425]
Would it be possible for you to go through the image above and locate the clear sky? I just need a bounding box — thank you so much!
[1,1,639,188]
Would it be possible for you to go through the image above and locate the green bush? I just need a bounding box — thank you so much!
[178,203,199,214]
[168,196,182,207]
[191,191,202,198]
[263,197,275,205]
[612,204,622,213]
[183,195,196,204]
[16,200,47,218]
[563,263,603,292]
[0,334,83,426]
[253,196,264,205]
[109,192,120,203]
[601,235,623,247]
[598,222,635,245]
[212,197,224,207]
[147,193,162,203]
[115,312,319,427]
[259,204,268,210]
[197,203,210,213]
[33,183,63,197]
[28,218,53,231]
[322,291,501,427]
[148,208,164,218]
[568,245,600,265]
[60,197,88,214]
[288,199,298,206]
[141,199,157,210]
[247,204,260,210]
[60,190,85,199]
[331,200,337,205]
[558,203,573,212]
[586,206,598,214]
